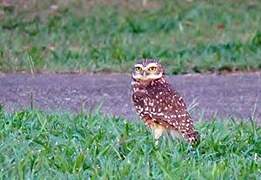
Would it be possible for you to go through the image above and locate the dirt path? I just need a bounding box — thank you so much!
[0,73,260,122]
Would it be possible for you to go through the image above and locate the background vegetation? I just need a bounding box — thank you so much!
[0,0,260,74]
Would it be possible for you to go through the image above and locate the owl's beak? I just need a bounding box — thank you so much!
[139,71,149,80]
[132,71,150,81]
[134,73,147,81]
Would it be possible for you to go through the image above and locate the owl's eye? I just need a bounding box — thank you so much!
[148,67,157,72]
[135,67,143,72]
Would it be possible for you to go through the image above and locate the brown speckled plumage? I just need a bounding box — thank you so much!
[131,59,200,145]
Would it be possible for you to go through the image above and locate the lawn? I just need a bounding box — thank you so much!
[0,0,260,74]
[0,108,260,179]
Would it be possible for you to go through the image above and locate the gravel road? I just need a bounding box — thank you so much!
[0,73,260,122]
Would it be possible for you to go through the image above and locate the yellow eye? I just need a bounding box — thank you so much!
[135,66,142,72]
[148,67,157,72]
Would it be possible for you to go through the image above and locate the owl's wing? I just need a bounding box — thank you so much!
[147,88,200,144]
[145,87,194,132]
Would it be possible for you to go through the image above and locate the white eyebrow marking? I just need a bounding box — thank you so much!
[144,63,158,69]
[134,64,144,68]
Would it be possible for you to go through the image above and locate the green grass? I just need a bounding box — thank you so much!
[0,0,260,74]
[0,108,260,179]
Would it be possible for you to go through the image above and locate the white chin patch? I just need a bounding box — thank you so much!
[132,73,162,81]
[147,73,162,80]
[132,74,143,80]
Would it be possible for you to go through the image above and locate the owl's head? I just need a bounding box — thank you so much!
[132,59,164,81]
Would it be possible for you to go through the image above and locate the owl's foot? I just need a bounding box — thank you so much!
[155,139,159,146]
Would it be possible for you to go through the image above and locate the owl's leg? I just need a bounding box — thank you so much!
[151,124,165,145]
[169,129,182,139]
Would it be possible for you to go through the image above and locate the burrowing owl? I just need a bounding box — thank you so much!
[131,59,200,145]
